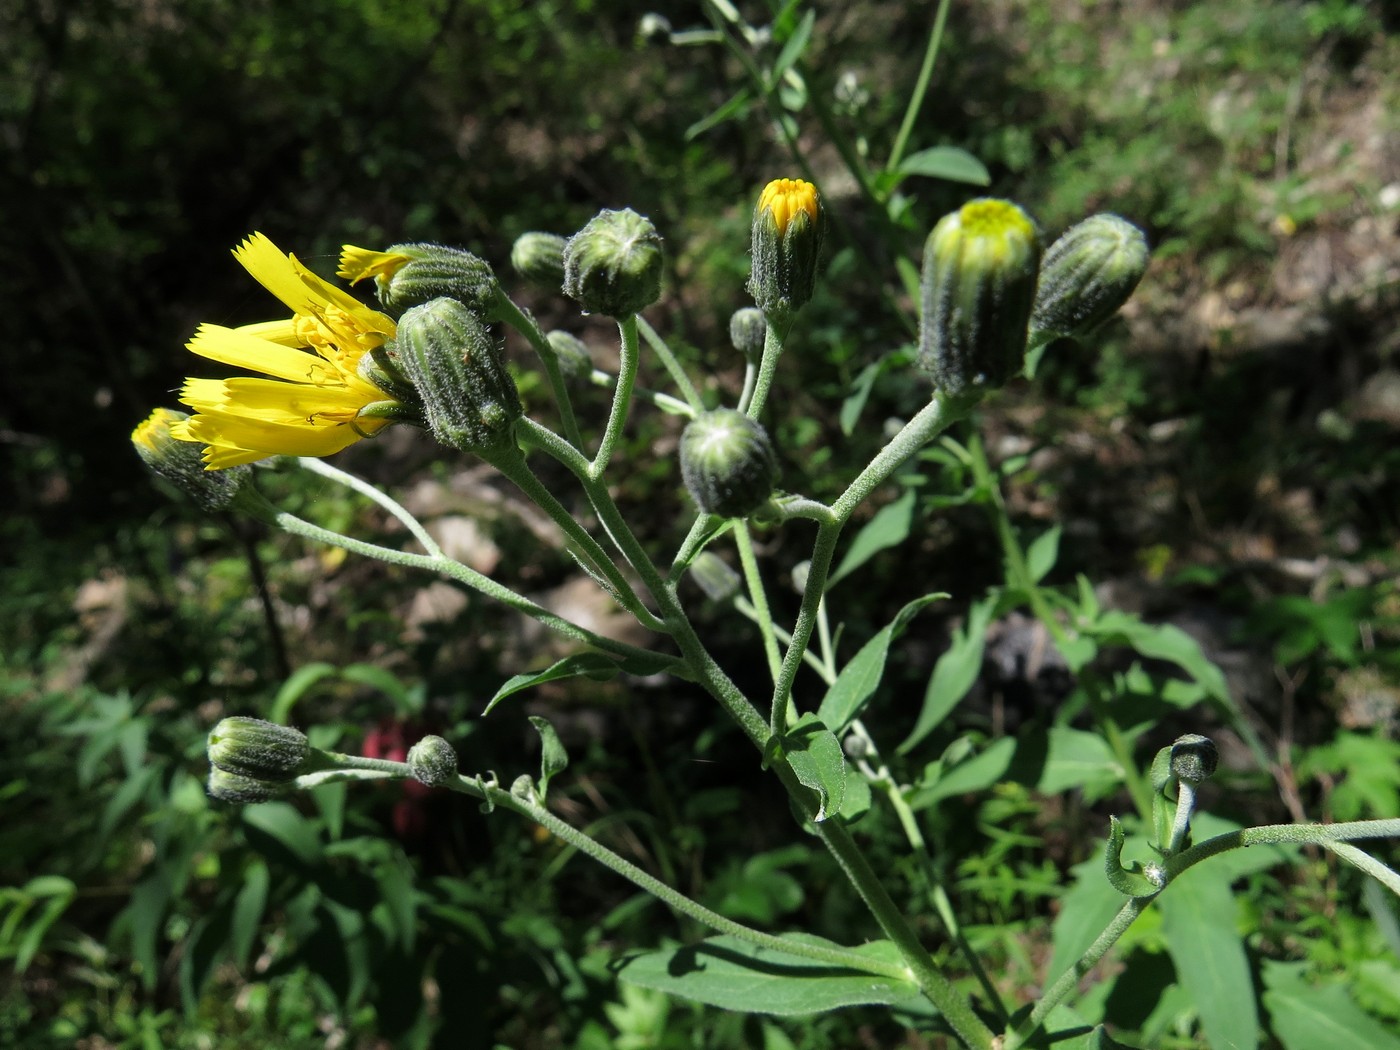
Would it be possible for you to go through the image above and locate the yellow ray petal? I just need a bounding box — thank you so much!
[338,245,412,284]
[187,324,339,384]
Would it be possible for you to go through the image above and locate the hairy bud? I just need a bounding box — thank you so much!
[749,178,825,325]
[132,408,251,511]
[563,209,664,318]
[339,243,499,318]
[1032,214,1149,340]
[407,735,459,787]
[395,298,522,454]
[680,409,779,518]
[918,199,1041,395]
[511,232,568,290]
[207,716,311,782]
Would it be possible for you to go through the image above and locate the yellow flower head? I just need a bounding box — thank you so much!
[756,178,821,235]
[173,233,402,470]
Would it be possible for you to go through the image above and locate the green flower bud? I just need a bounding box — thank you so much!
[395,298,522,454]
[545,330,594,380]
[688,551,742,603]
[917,198,1042,396]
[510,232,568,289]
[207,767,288,805]
[679,409,779,518]
[1169,734,1218,784]
[748,178,825,326]
[207,716,311,782]
[132,408,251,512]
[728,307,767,362]
[407,735,458,787]
[339,243,499,319]
[1032,214,1149,340]
[357,343,420,404]
[563,209,664,318]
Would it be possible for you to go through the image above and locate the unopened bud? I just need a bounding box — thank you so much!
[688,551,743,603]
[563,209,664,318]
[207,716,311,782]
[917,198,1042,396]
[339,243,499,319]
[511,232,568,289]
[545,330,594,380]
[1032,214,1149,340]
[728,307,767,362]
[207,767,288,804]
[132,408,250,512]
[407,735,458,787]
[680,409,779,518]
[1169,734,1218,784]
[395,298,522,454]
[749,178,825,325]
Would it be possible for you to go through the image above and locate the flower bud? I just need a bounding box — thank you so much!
[510,232,568,289]
[688,551,743,603]
[1169,734,1218,784]
[207,716,311,782]
[1032,214,1149,340]
[132,408,251,512]
[207,767,288,805]
[679,409,779,518]
[545,330,594,380]
[563,209,664,318]
[395,298,522,454]
[917,198,1042,396]
[407,735,458,787]
[748,178,825,325]
[728,307,767,362]
[339,243,499,319]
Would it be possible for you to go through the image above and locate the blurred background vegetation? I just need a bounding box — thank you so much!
[3,0,1399,1046]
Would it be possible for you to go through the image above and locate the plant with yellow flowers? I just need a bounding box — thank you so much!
[135,179,1400,1050]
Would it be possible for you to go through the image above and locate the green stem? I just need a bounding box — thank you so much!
[587,369,694,417]
[522,395,992,1046]
[591,315,640,478]
[669,513,724,582]
[637,315,705,413]
[772,395,971,725]
[1005,897,1151,1050]
[487,444,667,633]
[271,509,667,668]
[494,290,585,449]
[296,456,442,558]
[295,759,910,981]
[1008,816,1400,1047]
[742,324,785,419]
[886,0,954,172]
[734,523,783,687]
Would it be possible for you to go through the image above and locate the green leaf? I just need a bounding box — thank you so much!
[340,662,417,711]
[1158,862,1257,1050]
[781,714,847,822]
[1026,525,1062,584]
[528,716,569,800]
[905,736,1016,810]
[769,10,814,84]
[229,860,269,971]
[894,146,991,187]
[485,654,625,714]
[268,662,336,724]
[242,802,323,868]
[898,595,997,755]
[817,593,944,734]
[839,361,883,437]
[1037,727,1122,797]
[1081,612,1229,705]
[685,87,753,140]
[1263,960,1400,1050]
[616,935,922,1015]
[827,487,917,588]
